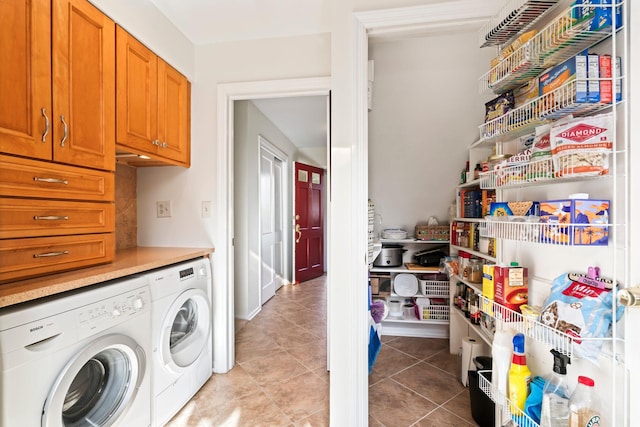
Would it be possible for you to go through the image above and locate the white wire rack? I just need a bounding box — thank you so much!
[478,370,541,427]
[483,216,610,247]
[478,157,610,189]
[480,4,617,95]
[480,296,574,356]
[480,80,614,142]
[479,0,560,48]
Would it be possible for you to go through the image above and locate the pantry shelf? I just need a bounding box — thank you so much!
[478,370,540,427]
[450,245,497,264]
[484,217,610,247]
[479,0,560,48]
[480,80,616,143]
[452,307,493,347]
[480,4,618,95]
[480,296,574,357]
[478,158,611,189]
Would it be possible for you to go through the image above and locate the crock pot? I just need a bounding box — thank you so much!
[373,245,405,267]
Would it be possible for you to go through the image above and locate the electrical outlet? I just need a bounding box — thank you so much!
[156,201,172,218]
[202,201,212,218]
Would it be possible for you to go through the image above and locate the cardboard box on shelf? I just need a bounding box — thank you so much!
[539,199,610,245]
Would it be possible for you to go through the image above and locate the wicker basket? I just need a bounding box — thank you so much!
[415,225,450,241]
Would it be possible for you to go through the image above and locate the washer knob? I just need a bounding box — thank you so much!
[112,308,121,317]
[133,297,144,310]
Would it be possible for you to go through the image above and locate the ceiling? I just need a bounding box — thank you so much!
[146,0,329,149]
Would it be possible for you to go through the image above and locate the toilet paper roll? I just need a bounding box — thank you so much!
[460,336,482,387]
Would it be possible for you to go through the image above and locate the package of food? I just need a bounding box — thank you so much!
[485,91,515,123]
[527,123,554,180]
[550,113,613,176]
[539,272,624,364]
[514,78,539,108]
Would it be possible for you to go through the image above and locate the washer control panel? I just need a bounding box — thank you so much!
[77,287,150,337]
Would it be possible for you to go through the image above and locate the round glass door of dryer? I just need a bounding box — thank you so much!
[42,335,145,427]
[162,289,211,368]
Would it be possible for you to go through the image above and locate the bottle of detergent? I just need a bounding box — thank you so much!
[540,349,571,427]
[508,333,531,414]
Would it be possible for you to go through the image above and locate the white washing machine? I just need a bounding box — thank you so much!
[146,258,212,426]
[0,275,152,427]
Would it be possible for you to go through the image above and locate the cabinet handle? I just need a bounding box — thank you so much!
[41,108,50,142]
[33,250,69,258]
[33,215,69,221]
[60,115,68,147]
[161,141,167,148]
[152,139,160,146]
[34,177,69,185]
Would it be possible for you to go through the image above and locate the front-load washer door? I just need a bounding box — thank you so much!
[161,288,211,369]
[42,334,146,427]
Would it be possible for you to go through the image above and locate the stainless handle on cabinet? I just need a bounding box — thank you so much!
[152,139,160,146]
[33,250,69,258]
[34,215,69,221]
[34,177,69,185]
[161,141,167,148]
[41,108,50,142]
[60,115,68,147]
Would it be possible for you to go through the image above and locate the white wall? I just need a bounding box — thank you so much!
[368,31,495,231]
[88,0,194,79]
[233,100,298,319]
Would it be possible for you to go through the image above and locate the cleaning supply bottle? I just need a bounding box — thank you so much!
[540,349,571,427]
[508,333,531,414]
[569,376,600,427]
[491,326,513,407]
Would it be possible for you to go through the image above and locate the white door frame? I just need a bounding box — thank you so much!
[216,77,331,374]
[258,134,289,305]
[346,1,500,422]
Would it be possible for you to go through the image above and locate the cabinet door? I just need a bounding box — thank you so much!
[52,0,115,171]
[116,26,158,155]
[0,0,52,160]
[157,59,190,166]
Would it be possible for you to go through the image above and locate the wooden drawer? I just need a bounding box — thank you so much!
[0,154,114,201]
[0,199,115,239]
[0,233,115,283]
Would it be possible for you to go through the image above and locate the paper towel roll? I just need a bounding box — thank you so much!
[460,337,482,387]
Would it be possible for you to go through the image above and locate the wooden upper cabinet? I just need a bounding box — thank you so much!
[157,59,190,166]
[0,0,115,172]
[116,26,190,167]
[52,0,116,171]
[0,0,53,160]
[116,26,158,155]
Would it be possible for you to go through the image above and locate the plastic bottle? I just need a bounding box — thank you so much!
[508,333,531,413]
[540,349,571,427]
[569,376,600,427]
[491,327,513,407]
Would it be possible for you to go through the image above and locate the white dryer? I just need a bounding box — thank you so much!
[146,258,212,426]
[0,275,151,427]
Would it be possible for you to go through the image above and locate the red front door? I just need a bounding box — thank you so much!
[294,162,325,283]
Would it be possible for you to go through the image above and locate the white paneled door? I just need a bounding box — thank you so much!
[260,138,286,305]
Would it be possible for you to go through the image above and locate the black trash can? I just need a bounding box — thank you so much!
[468,356,495,427]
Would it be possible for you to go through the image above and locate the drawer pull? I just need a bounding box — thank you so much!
[34,177,69,185]
[41,108,50,142]
[34,215,69,221]
[33,251,69,258]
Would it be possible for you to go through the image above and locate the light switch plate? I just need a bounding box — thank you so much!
[202,201,212,218]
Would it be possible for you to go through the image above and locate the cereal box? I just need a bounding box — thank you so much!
[539,198,610,245]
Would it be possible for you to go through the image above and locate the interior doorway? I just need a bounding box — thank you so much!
[215,77,331,374]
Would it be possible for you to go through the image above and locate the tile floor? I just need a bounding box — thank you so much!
[167,276,479,426]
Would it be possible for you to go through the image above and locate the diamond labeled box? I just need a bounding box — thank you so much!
[539,199,610,245]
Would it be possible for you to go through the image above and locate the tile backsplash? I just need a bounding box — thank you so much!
[115,164,137,250]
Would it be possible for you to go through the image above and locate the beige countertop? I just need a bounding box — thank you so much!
[0,246,214,308]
